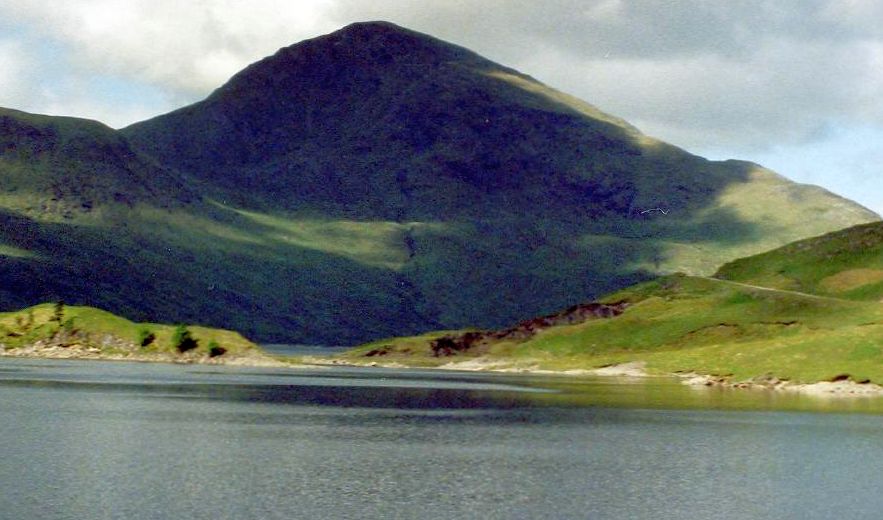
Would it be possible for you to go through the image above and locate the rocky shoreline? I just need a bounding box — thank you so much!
[0,339,288,367]
[680,372,883,397]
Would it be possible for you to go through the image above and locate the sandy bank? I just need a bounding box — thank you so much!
[307,356,651,377]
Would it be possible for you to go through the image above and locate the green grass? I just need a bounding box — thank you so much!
[716,222,883,301]
[228,205,447,270]
[338,274,883,384]
[0,303,259,357]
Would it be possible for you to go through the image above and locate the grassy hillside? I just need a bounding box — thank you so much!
[342,274,883,384]
[715,222,883,302]
[0,302,261,361]
[0,107,194,219]
[1,22,878,345]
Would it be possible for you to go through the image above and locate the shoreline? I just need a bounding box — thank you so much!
[5,348,883,398]
[0,343,291,368]
[307,356,883,398]
[679,372,883,397]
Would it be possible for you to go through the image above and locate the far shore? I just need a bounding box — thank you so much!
[0,343,291,368]
[4,346,883,399]
[303,356,883,398]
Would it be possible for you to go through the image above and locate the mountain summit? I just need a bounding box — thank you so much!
[2,22,878,343]
[124,20,647,220]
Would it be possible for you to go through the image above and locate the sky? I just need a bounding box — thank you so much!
[0,0,881,215]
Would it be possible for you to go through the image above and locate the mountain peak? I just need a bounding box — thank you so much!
[219,19,493,94]
[333,20,424,37]
[299,20,477,59]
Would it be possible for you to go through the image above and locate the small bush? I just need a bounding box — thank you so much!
[137,328,156,347]
[52,301,65,322]
[207,340,226,358]
[171,325,198,353]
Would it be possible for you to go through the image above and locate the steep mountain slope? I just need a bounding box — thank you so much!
[715,221,883,301]
[0,108,211,319]
[124,23,875,241]
[1,22,878,344]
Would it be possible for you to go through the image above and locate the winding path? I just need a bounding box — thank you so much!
[698,276,848,303]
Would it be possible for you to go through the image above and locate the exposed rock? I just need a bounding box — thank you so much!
[427,301,628,357]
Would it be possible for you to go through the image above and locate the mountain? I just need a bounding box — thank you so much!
[0,107,203,316]
[1,22,878,344]
[715,221,883,301]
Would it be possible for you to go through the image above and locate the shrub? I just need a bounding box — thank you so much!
[171,325,198,353]
[52,301,65,322]
[207,340,226,358]
[137,328,156,347]
[15,310,34,332]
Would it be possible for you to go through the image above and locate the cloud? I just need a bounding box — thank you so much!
[0,32,170,127]
[325,0,883,152]
[0,0,338,94]
[0,39,38,109]
[538,38,883,152]
[753,124,883,215]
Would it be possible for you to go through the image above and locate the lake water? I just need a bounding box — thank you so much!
[3,359,883,519]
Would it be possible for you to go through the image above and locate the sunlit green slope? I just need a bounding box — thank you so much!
[0,302,261,360]
[716,222,883,302]
[343,272,883,383]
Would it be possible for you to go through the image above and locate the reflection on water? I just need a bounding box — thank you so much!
[2,358,883,519]
[259,344,350,356]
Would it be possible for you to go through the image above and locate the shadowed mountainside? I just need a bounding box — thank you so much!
[0,22,878,344]
[0,107,195,218]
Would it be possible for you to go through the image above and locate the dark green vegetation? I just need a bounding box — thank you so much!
[344,222,883,383]
[0,303,259,359]
[0,22,878,344]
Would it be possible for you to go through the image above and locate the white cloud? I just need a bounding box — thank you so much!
[0,0,338,94]
[0,39,37,110]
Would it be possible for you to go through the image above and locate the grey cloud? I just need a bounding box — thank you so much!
[321,0,883,152]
